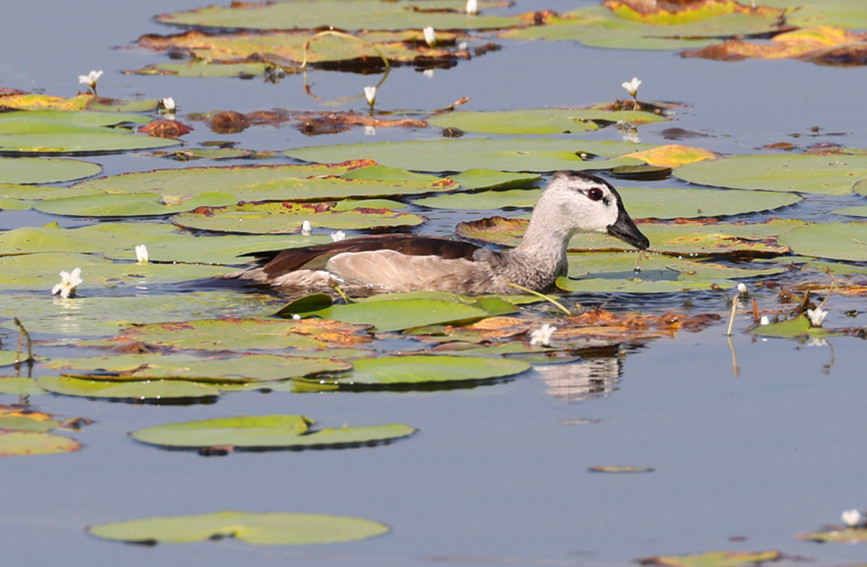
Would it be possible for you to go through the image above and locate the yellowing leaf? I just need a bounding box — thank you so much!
[603,0,783,25]
[626,144,717,167]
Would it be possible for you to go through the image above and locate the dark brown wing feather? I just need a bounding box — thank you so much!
[241,234,485,279]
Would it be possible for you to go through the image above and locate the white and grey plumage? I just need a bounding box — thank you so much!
[225,171,649,296]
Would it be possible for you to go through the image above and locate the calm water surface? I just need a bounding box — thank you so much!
[1,1,866,566]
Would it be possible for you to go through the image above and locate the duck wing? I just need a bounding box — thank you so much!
[241,234,484,279]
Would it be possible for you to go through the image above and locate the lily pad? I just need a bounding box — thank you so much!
[0,157,101,184]
[37,376,221,402]
[503,4,785,51]
[674,154,867,195]
[105,318,371,352]
[0,431,82,457]
[0,111,178,155]
[749,315,843,340]
[127,61,270,78]
[298,354,530,388]
[449,169,541,190]
[286,138,651,173]
[777,222,867,261]
[428,108,665,135]
[280,295,497,332]
[71,163,457,201]
[33,192,239,217]
[43,353,350,383]
[88,510,390,545]
[171,202,425,234]
[130,414,416,450]
[415,188,542,210]
[798,525,867,543]
[617,186,802,219]
[638,550,782,567]
[0,378,46,396]
[155,0,519,31]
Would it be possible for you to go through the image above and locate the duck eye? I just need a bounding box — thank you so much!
[586,187,604,201]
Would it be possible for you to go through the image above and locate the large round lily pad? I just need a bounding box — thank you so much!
[286,138,650,173]
[674,154,867,195]
[299,354,530,388]
[0,157,101,184]
[88,510,390,545]
[777,222,867,261]
[171,202,425,234]
[0,431,82,457]
[130,414,416,450]
[37,376,222,402]
[428,108,665,135]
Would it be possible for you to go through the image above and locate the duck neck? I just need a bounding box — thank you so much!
[505,210,573,288]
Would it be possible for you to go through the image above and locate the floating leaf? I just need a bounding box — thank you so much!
[286,138,650,173]
[155,0,518,31]
[415,188,541,210]
[428,108,668,135]
[281,295,497,332]
[298,354,530,388]
[674,154,867,195]
[777,222,867,261]
[0,431,81,457]
[449,169,541,190]
[624,144,716,168]
[0,157,101,184]
[71,163,456,201]
[171,202,425,234]
[33,192,238,218]
[0,93,157,113]
[44,353,350,383]
[749,315,843,340]
[128,61,270,78]
[617,186,802,219]
[38,376,221,402]
[798,525,867,543]
[0,378,46,396]
[638,550,782,567]
[88,510,390,545]
[131,414,416,450]
[106,318,371,352]
[0,110,177,155]
[502,4,784,50]
[588,465,654,473]
[0,407,60,432]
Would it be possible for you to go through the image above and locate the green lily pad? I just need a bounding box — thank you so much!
[286,138,651,173]
[0,157,101,184]
[33,192,239,217]
[171,202,424,234]
[156,0,518,31]
[88,510,390,546]
[37,376,221,402]
[798,526,867,543]
[415,188,542,210]
[298,354,530,388]
[833,205,867,217]
[0,111,177,155]
[617,186,802,219]
[280,295,495,332]
[128,61,270,78]
[104,318,371,352]
[0,431,82,457]
[130,414,416,450]
[777,222,867,261]
[0,252,229,290]
[0,378,46,396]
[0,292,279,337]
[71,163,456,201]
[0,350,20,366]
[750,315,843,339]
[638,550,782,567]
[428,108,665,135]
[449,169,541,190]
[503,4,784,50]
[674,154,867,195]
[0,408,59,432]
[43,353,350,383]
[762,0,867,30]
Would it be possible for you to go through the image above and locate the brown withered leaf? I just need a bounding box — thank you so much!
[682,26,867,66]
[194,109,426,135]
[138,119,193,138]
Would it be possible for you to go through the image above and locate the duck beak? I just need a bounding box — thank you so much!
[607,207,650,250]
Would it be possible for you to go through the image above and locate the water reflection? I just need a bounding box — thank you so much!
[534,351,623,402]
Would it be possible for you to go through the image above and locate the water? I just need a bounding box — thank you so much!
[1,1,866,566]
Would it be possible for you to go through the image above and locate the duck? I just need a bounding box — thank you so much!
[224,170,649,296]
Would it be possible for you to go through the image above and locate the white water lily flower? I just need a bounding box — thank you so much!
[78,69,103,94]
[330,230,346,242]
[807,307,827,327]
[423,26,437,47]
[621,77,642,98]
[760,315,770,326]
[737,283,748,296]
[530,324,557,347]
[842,509,862,528]
[466,0,479,15]
[363,85,376,107]
[291,314,302,321]
[301,220,312,236]
[51,268,83,299]
[135,244,149,264]
[158,97,176,112]
[364,125,377,136]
